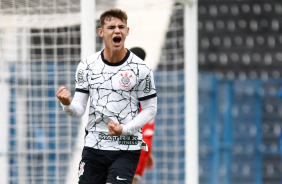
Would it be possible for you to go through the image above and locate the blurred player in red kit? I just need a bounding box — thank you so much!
[130,47,156,184]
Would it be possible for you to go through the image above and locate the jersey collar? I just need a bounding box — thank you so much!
[101,49,130,66]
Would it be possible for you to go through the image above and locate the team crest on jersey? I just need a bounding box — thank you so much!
[119,72,132,88]
[77,69,84,85]
[143,75,152,93]
[78,162,85,177]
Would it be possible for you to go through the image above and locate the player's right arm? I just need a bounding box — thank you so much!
[56,59,90,119]
[56,87,89,119]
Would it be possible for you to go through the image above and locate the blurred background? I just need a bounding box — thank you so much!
[0,0,282,184]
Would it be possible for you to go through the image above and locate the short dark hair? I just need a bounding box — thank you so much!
[130,47,146,60]
[100,8,128,28]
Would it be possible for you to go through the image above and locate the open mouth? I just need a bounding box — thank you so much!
[113,37,121,45]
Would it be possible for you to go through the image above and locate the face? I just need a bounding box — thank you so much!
[98,16,129,53]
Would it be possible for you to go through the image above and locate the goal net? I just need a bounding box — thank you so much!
[0,1,83,183]
[0,0,186,184]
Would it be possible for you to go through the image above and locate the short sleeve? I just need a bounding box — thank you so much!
[75,60,89,93]
[137,68,157,101]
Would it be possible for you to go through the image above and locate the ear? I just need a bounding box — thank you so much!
[98,28,104,37]
[126,27,129,36]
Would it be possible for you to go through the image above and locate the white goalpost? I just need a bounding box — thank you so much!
[0,44,9,184]
[66,0,96,183]
[182,1,199,184]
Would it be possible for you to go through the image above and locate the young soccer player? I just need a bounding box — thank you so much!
[129,47,156,184]
[56,9,157,184]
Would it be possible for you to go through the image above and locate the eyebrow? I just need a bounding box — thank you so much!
[107,24,125,28]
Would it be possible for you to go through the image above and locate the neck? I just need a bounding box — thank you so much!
[103,48,127,63]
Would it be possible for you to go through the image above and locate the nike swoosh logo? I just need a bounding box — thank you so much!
[116,176,127,181]
[91,76,100,80]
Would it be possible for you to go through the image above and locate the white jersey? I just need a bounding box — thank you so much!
[75,49,157,151]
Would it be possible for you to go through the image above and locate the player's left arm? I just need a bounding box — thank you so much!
[122,97,157,135]
[108,97,157,136]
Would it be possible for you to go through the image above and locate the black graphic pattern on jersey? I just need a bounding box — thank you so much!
[75,51,156,150]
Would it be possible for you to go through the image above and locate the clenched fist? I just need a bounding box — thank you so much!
[108,121,123,136]
[56,86,71,105]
